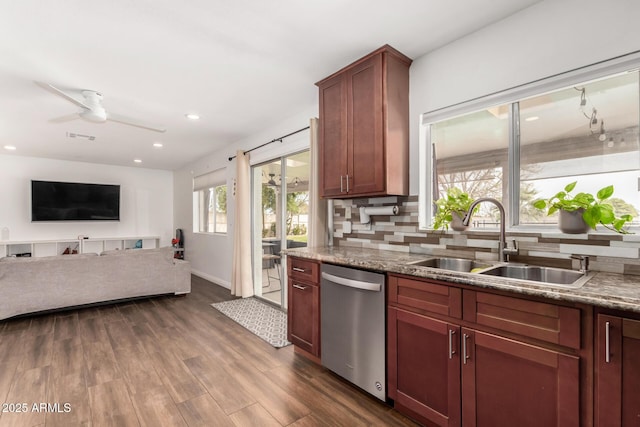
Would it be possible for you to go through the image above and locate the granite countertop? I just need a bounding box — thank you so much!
[282,246,640,314]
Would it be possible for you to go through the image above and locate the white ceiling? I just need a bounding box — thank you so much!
[0,0,541,171]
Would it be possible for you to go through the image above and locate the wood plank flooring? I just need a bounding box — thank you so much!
[0,275,417,426]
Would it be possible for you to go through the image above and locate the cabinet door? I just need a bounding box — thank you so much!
[287,279,320,356]
[461,329,580,427]
[347,53,385,196]
[595,315,640,427]
[388,307,461,427]
[318,72,348,197]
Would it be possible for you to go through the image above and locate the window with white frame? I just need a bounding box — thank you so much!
[193,168,227,234]
[420,53,640,231]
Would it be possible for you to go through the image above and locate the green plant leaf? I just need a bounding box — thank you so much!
[582,208,598,229]
[532,199,547,210]
[597,185,614,200]
[613,219,626,231]
[598,204,615,224]
[553,191,567,200]
[564,181,577,192]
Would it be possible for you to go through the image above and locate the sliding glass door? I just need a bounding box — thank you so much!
[251,150,309,307]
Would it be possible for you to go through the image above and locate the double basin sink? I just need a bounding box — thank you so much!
[407,257,592,288]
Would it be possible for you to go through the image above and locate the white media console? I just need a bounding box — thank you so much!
[0,236,160,258]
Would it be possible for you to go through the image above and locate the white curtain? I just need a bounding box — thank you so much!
[308,118,328,247]
[231,150,254,297]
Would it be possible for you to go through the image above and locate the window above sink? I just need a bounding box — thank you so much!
[418,52,640,234]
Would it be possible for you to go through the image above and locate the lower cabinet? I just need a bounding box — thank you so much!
[388,307,461,426]
[388,274,582,427]
[461,328,579,427]
[595,314,640,426]
[287,256,321,358]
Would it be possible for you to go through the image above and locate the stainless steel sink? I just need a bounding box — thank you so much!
[479,264,592,288]
[407,258,491,273]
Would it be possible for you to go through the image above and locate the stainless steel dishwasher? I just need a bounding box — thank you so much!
[321,263,386,401]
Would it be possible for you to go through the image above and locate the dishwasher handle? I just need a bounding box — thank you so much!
[321,271,381,292]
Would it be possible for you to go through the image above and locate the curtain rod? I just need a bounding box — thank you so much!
[228,126,310,161]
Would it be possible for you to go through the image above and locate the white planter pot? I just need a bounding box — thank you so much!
[559,209,590,234]
[450,212,469,231]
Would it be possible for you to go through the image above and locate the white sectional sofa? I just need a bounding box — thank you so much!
[0,246,190,320]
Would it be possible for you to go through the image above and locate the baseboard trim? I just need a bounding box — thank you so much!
[191,269,231,289]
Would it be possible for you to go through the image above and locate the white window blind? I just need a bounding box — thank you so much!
[193,168,226,191]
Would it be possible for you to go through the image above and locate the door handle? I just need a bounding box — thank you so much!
[292,267,306,273]
[292,284,307,291]
[321,272,381,292]
[463,333,470,364]
[448,329,456,359]
[340,175,344,193]
[605,321,611,363]
[346,175,350,193]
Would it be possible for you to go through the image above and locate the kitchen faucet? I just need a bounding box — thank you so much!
[462,198,518,262]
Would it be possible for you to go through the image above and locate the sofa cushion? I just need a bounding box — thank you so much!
[100,247,170,256]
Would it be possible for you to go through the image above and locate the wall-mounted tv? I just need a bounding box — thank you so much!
[31,180,120,222]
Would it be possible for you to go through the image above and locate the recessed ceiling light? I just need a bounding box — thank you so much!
[3,145,16,151]
[525,116,539,122]
[134,159,142,163]
[185,113,200,120]
[153,142,163,148]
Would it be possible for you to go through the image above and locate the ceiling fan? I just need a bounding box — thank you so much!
[267,173,279,187]
[37,82,166,133]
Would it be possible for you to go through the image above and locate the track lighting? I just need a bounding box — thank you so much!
[598,120,607,142]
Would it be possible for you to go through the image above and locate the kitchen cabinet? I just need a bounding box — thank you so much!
[388,307,461,426]
[316,45,411,198]
[388,274,583,427]
[595,314,640,426]
[287,256,321,358]
[460,328,579,427]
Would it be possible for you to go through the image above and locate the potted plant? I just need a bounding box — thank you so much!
[532,181,634,234]
[433,187,475,231]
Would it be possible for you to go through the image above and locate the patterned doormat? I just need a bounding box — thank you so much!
[211,297,291,348]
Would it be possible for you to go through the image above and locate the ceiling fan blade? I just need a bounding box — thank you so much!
[35,81,92,110]
[108,112,166,133]
[49,113,80,123]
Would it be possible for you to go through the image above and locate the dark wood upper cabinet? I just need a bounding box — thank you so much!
[316,45,411,198]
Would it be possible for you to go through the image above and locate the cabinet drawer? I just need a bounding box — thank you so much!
[388,275,462,319]
[288,257,320,284]
[463,290,581,349]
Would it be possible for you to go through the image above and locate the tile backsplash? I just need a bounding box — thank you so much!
[332,196,640,275]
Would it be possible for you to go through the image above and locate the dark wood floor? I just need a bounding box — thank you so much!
[0,275,417,426]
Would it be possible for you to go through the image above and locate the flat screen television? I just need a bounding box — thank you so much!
[31,180,120,222]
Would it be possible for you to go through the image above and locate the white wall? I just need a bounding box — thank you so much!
[173,108,317,288]
[408,0,640,194]
[0,154,174,244]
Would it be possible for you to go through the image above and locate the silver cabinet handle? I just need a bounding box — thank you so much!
[448,329,456,359]
[346,175,350,193]
[292,267,306,273]
[292,284,307,291]
[605,321,611,363]
[463,333,470,365]
[340,175,344,193]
